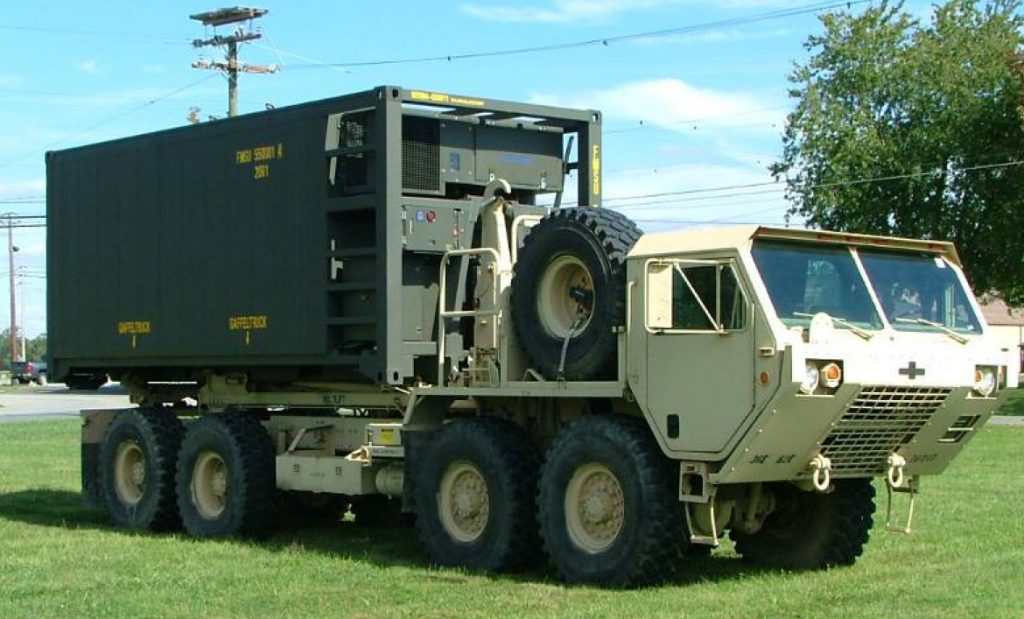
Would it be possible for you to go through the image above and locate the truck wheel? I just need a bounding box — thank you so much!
[511,208,641,380]
[731,479,875,570]
[538,415,685,587]
[176,414,277,538]
[98,409,184,531]
[413,417,539,571]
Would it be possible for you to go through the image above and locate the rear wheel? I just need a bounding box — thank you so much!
[413,417,539,572]
[98,408,183,530]
[176,414,277,538]
[538,415,686,587]
[731,479,875,570]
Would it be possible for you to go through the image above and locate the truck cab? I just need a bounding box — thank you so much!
[628,226,1014,526]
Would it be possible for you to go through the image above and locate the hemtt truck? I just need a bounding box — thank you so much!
[48,86,1016,587]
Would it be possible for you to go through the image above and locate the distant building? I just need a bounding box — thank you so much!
[978,297,1024,371]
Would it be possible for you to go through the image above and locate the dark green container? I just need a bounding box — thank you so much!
[47,86,601,385]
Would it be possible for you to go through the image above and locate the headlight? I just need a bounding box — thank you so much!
[974,366,997,397]
[800,362,820,394]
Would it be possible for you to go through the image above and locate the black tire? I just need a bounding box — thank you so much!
[176,413,277,538]
[351,495,414,527]
[538,415,686,587]
[413,417,539,572]
[98,408,184,531]
[511,208,641,380]
[731,478,875,570]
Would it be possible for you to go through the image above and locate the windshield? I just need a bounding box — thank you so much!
[858,250,981,334]
[751,241,883,329]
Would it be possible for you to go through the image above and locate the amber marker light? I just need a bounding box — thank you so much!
[759,372,771,385]
[821,362,843,389]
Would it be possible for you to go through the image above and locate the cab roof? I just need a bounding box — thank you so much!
[629,225,961,266]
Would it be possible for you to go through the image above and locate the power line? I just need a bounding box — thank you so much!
[0,24,188,43]
[604,105,790,135]
[564,158,1024,208]
[0,74,219,173]
[285,1,868,69]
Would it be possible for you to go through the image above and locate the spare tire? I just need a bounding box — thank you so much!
[511,208,641,380]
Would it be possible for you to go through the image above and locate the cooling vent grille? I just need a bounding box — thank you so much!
[402,117,440,192]
[820,386,951,476]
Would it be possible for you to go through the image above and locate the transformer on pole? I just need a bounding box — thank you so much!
[190,7,277,117]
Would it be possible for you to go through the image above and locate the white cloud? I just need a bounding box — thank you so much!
[531,78,785,134]
[0,73,24,88]
[461,0,671,22]
[0,178,45,199]
[462,0,808,23]
[78,59,99,74]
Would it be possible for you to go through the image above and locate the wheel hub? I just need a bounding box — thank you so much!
[113,440,147,506]
[192,450,229,520]
[565,463,625,553]
[537,255,595,339]
[439,461,490,543]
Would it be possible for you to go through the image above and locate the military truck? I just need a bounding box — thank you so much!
[48,86,1016,587]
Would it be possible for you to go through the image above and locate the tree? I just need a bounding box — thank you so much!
[773,0,1024,303]
[0,329,47,368]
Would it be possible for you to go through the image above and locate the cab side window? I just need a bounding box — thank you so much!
[672,264,748,331]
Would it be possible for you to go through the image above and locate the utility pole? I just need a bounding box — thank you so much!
[190,7,276,117]
[4,213,17,364]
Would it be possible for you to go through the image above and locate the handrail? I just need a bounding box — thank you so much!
[437,247,502,386]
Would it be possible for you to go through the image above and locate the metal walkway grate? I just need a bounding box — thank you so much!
[820,386,952,476]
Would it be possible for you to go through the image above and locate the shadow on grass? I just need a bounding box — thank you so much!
[0,488,777,587]
[998,388,1024,416]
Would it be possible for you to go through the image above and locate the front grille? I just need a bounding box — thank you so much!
[402,117,440,191]
[820,386,952,476]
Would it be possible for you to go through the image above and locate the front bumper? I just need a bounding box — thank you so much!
[711,384,1006,485]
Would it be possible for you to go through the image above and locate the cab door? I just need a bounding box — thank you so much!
[642,258,756,454]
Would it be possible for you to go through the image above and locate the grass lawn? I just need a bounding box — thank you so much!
[0,420,1021,619]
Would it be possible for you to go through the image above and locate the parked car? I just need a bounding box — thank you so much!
[11,360,47,385]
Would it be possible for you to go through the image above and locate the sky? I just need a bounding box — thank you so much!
[0,0,940,338]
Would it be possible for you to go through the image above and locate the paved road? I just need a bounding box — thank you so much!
[0,384,132,423]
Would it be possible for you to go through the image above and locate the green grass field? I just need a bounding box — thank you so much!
[0,420,1021,619]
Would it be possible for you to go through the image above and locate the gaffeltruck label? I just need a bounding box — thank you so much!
[235,143,284,180]
[229,314,268,346]
[117,320,151,349]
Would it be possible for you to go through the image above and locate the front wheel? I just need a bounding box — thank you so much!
[538,415,686,587]
[731,479,875,570]
[413,417,539,572]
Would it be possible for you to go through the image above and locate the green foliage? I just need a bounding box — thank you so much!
[0,329,47,368]
[774,0,1024,302]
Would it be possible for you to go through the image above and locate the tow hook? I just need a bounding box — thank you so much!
[884,452,918,534]
[886,453,907,488]
[808,453,832,492]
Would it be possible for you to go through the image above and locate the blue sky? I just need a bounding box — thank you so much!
[0,0,937,337]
